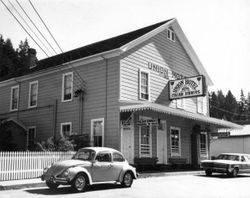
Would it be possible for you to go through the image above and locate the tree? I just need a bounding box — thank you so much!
[224,90,238,121]
[238,89,248,121]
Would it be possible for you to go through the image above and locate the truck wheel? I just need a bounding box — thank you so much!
[205,169,212,176]
[46,181,59,190]
[231,168,238,177]
[71,173,88,192]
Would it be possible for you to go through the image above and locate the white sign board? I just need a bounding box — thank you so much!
[169,75,206,100]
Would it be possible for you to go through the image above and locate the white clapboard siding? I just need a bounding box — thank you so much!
[0,151,75,181]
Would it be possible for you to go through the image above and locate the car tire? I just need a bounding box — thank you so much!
[46,181,59,190]
[71,173,88,192]
[230,168,238,177]
[121,171,133,187]
[205,169,212,176]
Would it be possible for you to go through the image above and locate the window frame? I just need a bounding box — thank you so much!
[62,72,73,102]
[200,132,208,157]
[197,96,204,113]
[10,85,19,111]
[60,122,72,138]
[27,126,36,149]
[167,29,176,42]
[28,81,38,108]
[91,118,104,147]
[176,98,185,109]
[139,69,150,101]
[170,126,181,157]
[139,122,152,158]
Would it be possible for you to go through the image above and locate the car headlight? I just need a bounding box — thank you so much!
[59,169,70,178]
[43,166,50,174]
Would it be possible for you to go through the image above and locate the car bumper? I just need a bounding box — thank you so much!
[41,174,70,185]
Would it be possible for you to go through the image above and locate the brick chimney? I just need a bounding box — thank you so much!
[28,48,37,69]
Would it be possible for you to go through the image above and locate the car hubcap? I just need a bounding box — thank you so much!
[75,176,86,191]
[124,173,132,186]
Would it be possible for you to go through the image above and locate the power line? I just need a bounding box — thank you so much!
[0,0,49,57]
[15,0,58,55]
[211,104,250,117]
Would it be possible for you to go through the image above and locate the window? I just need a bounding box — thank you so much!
[139,125,152,157]
[28,127,36,150]
[139,70,150,100]
[197,97,204,113]
[60,122,72,138]
[95,152,111,162]
[176,98,185,109]
[113,152,125,162]
[62,72,73,102]
[170,127,181,156]
[167,29,175,42]
[91,118,104,147]
[200,132,208,157]
[28,81,38,108]
[10,85,19,111]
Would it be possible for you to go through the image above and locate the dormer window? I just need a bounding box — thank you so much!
[167,29,175,42]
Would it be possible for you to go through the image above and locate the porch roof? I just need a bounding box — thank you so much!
[120,102,243,130]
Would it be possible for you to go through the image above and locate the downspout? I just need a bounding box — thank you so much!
[53,99,58,140]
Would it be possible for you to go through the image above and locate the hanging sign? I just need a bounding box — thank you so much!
[136,119,158,126]
[168,75,206,100]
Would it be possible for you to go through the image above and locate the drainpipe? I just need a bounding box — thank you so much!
[53,99,58,140]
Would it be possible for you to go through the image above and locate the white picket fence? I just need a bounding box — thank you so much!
[0,151,76,181]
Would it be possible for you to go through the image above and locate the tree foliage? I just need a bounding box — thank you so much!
[0,35,31,78]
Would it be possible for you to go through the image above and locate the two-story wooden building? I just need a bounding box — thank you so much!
[0,18,242,166]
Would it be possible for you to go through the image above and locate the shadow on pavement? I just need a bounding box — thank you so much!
[26,183,123,195]
[197,174,250,179]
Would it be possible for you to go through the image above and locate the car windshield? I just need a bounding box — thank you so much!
[217,154,240,161]
[72,149,95,161]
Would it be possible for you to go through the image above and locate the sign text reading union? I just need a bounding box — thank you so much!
[168,75,206,100]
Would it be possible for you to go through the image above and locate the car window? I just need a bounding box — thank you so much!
[113,152,125,162]
[73,149,95,161]
[241,156,246,162]
[95,152,111,162]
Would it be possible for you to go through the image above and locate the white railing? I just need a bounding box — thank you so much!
[0,151,76,181]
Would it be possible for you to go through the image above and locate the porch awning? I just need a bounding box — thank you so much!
[120,102,242,130]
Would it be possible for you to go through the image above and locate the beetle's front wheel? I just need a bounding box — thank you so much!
[71,173,88,192]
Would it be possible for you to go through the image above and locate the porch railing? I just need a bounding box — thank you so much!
[0,151,75,181]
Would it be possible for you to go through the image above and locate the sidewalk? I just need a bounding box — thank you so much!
[0,170,204,191]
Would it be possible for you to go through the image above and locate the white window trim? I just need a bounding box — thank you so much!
[10,85,19,111]
[28,81,38,108]
[197,97,204,114]
[90,118,104,147]
[139,116,152,158]
[170,126,181,157]
[167,28,176,42]
[200,132,208,157]
[139,69,150,101]
[62,72,73,102]
[60,122,72,138]
[176,98,185,109]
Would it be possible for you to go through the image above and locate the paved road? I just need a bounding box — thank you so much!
[0,174,250,198]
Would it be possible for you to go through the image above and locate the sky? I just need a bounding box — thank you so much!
[0,0,250,100]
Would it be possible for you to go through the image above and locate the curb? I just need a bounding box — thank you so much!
[0,171,204,191]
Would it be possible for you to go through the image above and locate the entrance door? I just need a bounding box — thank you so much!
[121,126,134,164]
[157,120,167,164]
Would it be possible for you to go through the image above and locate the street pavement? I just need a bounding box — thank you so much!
[0,170,204,190]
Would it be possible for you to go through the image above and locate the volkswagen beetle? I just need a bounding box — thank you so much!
[41,147,138,192]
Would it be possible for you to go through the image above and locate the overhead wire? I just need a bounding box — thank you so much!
[7,0,53,56]
[1,0,84,92]
[28,0,86,89]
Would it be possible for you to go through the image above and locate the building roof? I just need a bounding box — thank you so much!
[0,18,213,85]
[120,101,243,130]
[230,124,250,136]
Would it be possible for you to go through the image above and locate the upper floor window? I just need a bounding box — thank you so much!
[10,85,19,111]
[60,122,72,138]
[176,98,185,109]
[170,127,181,156]
[28,81,38,108]
[197,97,204,113]
[167,29,175,42]
[62,72,73,102]
[139,70,150,100]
